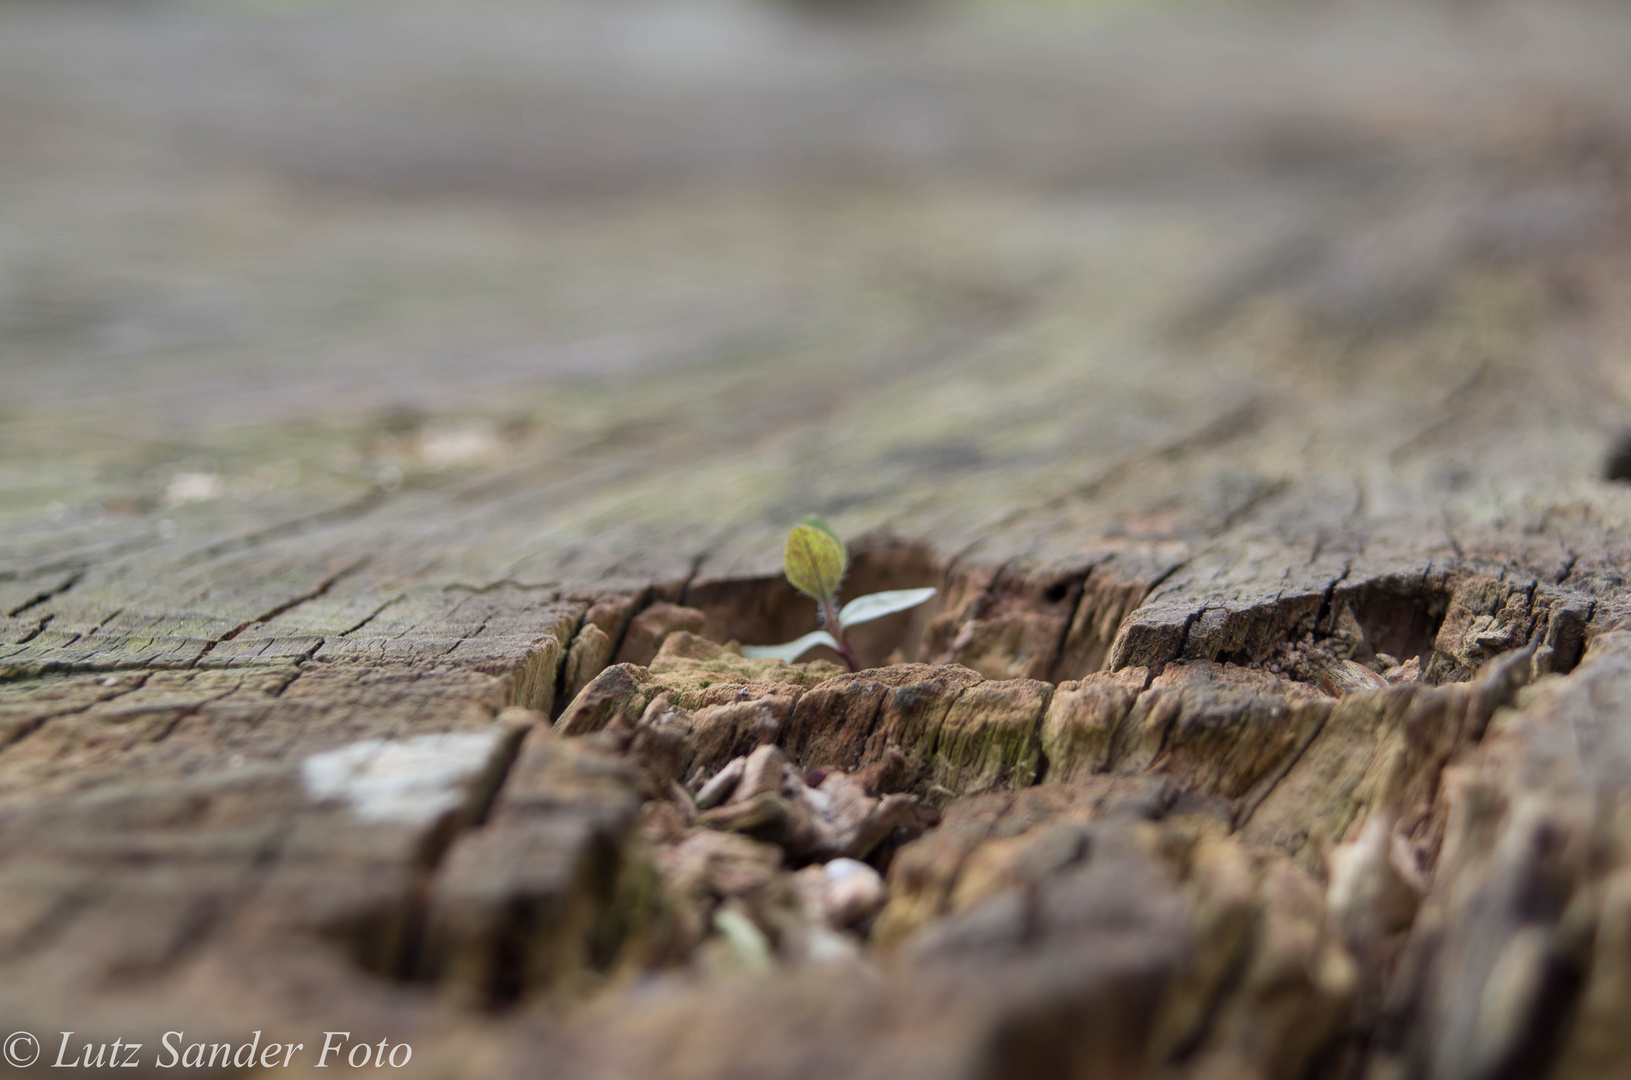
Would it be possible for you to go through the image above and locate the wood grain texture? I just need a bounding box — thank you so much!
[4,1,1631,1077]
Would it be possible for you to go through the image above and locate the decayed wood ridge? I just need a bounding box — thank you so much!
[6,2,1631,1078]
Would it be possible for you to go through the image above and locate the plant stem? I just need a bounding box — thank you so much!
[820,596,860,672]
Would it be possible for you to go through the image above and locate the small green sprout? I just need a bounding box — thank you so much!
[783,521,847,602]
[743,518,936,672]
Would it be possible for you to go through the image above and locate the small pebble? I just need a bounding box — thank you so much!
[822,858,886,928]
[824,857,870,883]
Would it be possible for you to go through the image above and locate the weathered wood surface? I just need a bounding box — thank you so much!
[4,1,1631,1077]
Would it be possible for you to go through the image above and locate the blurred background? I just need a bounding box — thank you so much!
[3,0,1630,570]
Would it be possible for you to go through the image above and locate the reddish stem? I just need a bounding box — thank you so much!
[820,596,860,672]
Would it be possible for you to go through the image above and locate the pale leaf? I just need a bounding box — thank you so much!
[838,587,937,629]
[742,629,840,663]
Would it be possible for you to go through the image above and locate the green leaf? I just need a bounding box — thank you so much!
[742,630,840,663]
[803,516,847,565]
[783,523,846,600]
[838,587,936,629]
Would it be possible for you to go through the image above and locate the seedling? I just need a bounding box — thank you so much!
[742,519,935,671]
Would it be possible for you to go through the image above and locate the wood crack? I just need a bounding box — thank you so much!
[193,488,388,562]
[195,558,370,662]
[1213,476,1292,535]
[6,570,84,617]
[1043,567,1093,682]
[340,594,403,636]
[1230,704,1332,832]
[12,612,54,645]
[0,673,151,753]
[1313,564,1353,636]
[443,579,560,595]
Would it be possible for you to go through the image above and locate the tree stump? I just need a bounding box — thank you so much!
[4,2,1631,1077]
